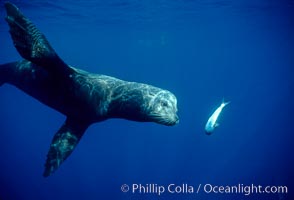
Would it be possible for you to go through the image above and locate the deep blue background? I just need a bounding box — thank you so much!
[0,0,293,199]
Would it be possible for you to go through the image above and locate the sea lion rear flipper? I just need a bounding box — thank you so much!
[43,118,89,177]
[0,62,16,86]
[4,2,72,76]
[0,64,6,86]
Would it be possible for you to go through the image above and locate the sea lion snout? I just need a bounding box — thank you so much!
[148,90,179,126]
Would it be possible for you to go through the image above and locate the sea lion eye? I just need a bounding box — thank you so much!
[161,101,168,107]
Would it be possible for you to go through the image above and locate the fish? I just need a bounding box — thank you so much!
[205,99,230,135]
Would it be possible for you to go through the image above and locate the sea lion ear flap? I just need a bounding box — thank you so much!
[43,118,89,177]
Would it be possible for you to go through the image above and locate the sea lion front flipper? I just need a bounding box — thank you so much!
[4,2,72,77]
[43,118,90,177]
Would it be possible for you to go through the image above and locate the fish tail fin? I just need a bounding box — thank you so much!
[222,98,230,106]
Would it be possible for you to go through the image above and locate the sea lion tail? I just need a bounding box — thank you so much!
[4,2,73,77]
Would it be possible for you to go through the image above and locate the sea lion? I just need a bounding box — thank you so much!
[0,2,179,177]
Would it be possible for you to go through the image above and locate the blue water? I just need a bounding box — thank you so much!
[0,0,293,199]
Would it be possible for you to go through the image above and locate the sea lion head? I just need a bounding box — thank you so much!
[108,83,179,126]
[147,89,179,126]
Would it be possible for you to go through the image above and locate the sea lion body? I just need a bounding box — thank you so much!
[4,60,113,122]
[1,2,179,177]
[3,60,176,123]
